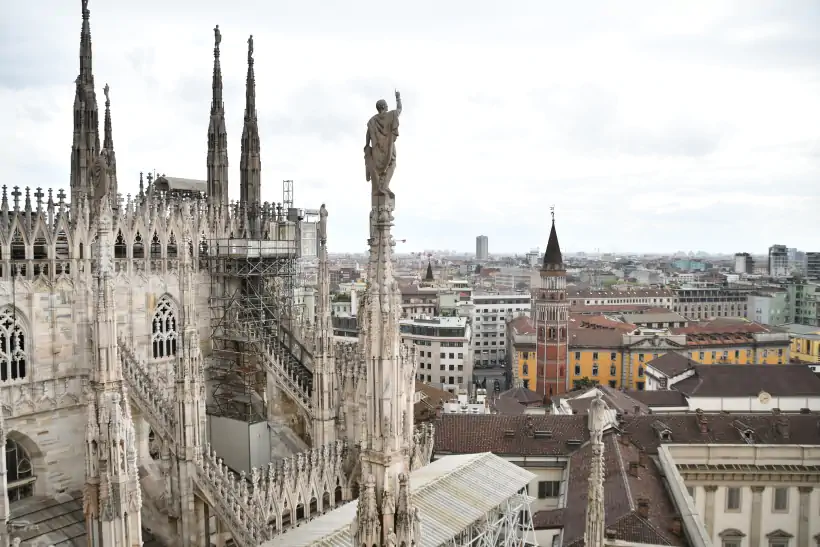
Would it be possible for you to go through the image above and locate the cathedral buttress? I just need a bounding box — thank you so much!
[354,193,419,547]
[83,195,143,546]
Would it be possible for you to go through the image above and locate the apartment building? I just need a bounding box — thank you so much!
[787,281,820,327]
[768,244,789,278]
[746,289,789,326]
[567,321,791,390]
[672,283,750,320]
[475,235,489,260]
[472,293,530,368]
[400,284,441,318]
[733,252,754,274]
[401,316,472,392]
[568,287,676,308]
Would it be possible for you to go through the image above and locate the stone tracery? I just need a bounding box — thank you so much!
[151,296,178,360]
[0,307,27,382]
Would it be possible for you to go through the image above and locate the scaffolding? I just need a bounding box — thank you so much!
[206,231,304,423]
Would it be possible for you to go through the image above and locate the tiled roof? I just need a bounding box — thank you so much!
[577,315,636,332]
[414,381,455,423]
[561,436,683,546]
[509,315,536,335]
[500,386,543,405]
[673,364,820,397]
[623,389,688,408]
[646,352,697,377]
[490,395,527,415]
[623,412,820,454]
[568,288,676,298]
[433,414,589,456]
[533,508,564,529]
[567,328,624,348]
[671,321,770,335]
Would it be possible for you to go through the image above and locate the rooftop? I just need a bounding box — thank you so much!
[262,452,535,547]
[645,352,697,378]
[673,364,820,397]
[620,312,688,324]
[400,316,467,328]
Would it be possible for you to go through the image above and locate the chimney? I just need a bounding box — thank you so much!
[776,416,790,440]
[634,405,641,415]
[639,449,648,467]
[670,515,682,536]
[435,400,444,418]
[629,462,640,477]
[637,498,650,518]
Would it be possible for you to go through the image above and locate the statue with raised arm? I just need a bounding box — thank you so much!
[318,203,328,245]
[364,90,402,199]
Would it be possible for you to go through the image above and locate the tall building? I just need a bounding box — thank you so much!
[534,216,569,397]
[769,244,789,278]
[734,252,754,274]
[475,235,489,260]
[806,252,820,280]
[402,316,472,392]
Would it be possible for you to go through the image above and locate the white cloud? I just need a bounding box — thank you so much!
[1,0,818,254]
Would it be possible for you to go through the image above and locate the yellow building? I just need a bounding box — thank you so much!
[507,316,537,390]
[782,324,820,364]
[568,323,792,390]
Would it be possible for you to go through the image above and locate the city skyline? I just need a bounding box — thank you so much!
[3,1,819,253]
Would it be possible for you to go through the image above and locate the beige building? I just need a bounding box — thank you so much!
[472,293,531,368]
[401,316,473,392]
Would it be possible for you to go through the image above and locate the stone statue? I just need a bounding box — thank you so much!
[103,83,110,103]
[385,528,397,547]
[214,25,221,47]
[318,203,328,244]
[364,90,402,199]
[248,35,254,58]
[92,150,112,203]
[589,390,608,445]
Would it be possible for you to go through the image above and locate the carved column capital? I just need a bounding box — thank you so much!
[704,485,718,493]
[798,486,814,494]
[751,486,765,493]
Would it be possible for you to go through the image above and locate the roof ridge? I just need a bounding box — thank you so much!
[612,435,635,511]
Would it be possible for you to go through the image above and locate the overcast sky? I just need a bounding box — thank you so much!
[2,1,818,255]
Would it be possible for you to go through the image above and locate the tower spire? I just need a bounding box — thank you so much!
[70,0,101,210]
[207,25,229,210]
[312,204,337,445]
[240,34,262,235]
[584,391,608,547]
[102,83,118,204]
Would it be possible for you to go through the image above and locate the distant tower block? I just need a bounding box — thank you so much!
[534,209,568,397]
[476,235,489,261]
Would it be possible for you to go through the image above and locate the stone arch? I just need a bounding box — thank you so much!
[132,231,145,259]
[5,430,46,499]
[0,305,30,383]
[151,295,178,359]
[114,230,128,259]
[149,231,162,259]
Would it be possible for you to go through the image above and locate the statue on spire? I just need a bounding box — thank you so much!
[248,35,254,59]
[364,90,403,200]
[214,25,222,48]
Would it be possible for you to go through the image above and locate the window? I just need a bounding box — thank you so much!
[537,481,560,498]
[726,487,741,511]
[636,381,645,391]
[772,487,788,512]
[719,528,745,547]
[5,438,34,502]
[610,365,616,375]
[574,351,580,360]
[574,365,580,375]
[592,365,598,376]
[0,307,27,382]
[592,352,598,360]
[151,296,178,359]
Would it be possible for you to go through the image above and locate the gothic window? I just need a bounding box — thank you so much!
[32,231,48,260]
[152,297,178,359]
[133,232,145,258]
[10,229,25,260]
[150,232,162,259]
[55,230,70,259]
[114,230,127,258]
[0,308,27,382]
[5,438,34,502]
[167,232,178,258]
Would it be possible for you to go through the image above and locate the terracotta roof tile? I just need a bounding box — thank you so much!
[623,390,688,408]
[646,352,697,377]
[500,386,543,405]
[567,328,624,348]
[672,365,820,397]
[433,414,589,456]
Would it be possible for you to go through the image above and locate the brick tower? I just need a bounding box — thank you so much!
[534,211,568,397]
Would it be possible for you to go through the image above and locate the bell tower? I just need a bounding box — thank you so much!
[534,209,568,397]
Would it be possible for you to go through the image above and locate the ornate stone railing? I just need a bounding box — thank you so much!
[410,423,436,470]
[240,324,314,419]
[193,440,351,545]
[118,339,177,448]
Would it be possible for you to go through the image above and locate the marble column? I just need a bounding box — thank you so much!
[704,485,718,538]
[798,486,813,547]
[750,486,765,547]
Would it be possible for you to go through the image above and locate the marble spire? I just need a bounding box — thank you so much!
[584,390,608,547]
[240,34,261,237]
[354,94,419,547]
[312,203,337,445]
[207,25,229,210]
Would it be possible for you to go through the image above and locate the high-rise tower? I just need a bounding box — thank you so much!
[534,211,568,396]
[239,35,261,236]
[207,25,229,210]
[70,0,101,209]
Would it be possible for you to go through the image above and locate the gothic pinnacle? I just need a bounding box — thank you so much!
[211,24,223,115]
[103,83,113,151]
[79,0,93,84]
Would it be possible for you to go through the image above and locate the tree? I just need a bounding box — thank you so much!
[573,377,598,389]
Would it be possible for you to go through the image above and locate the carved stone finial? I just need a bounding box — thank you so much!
[104,83,110,104]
